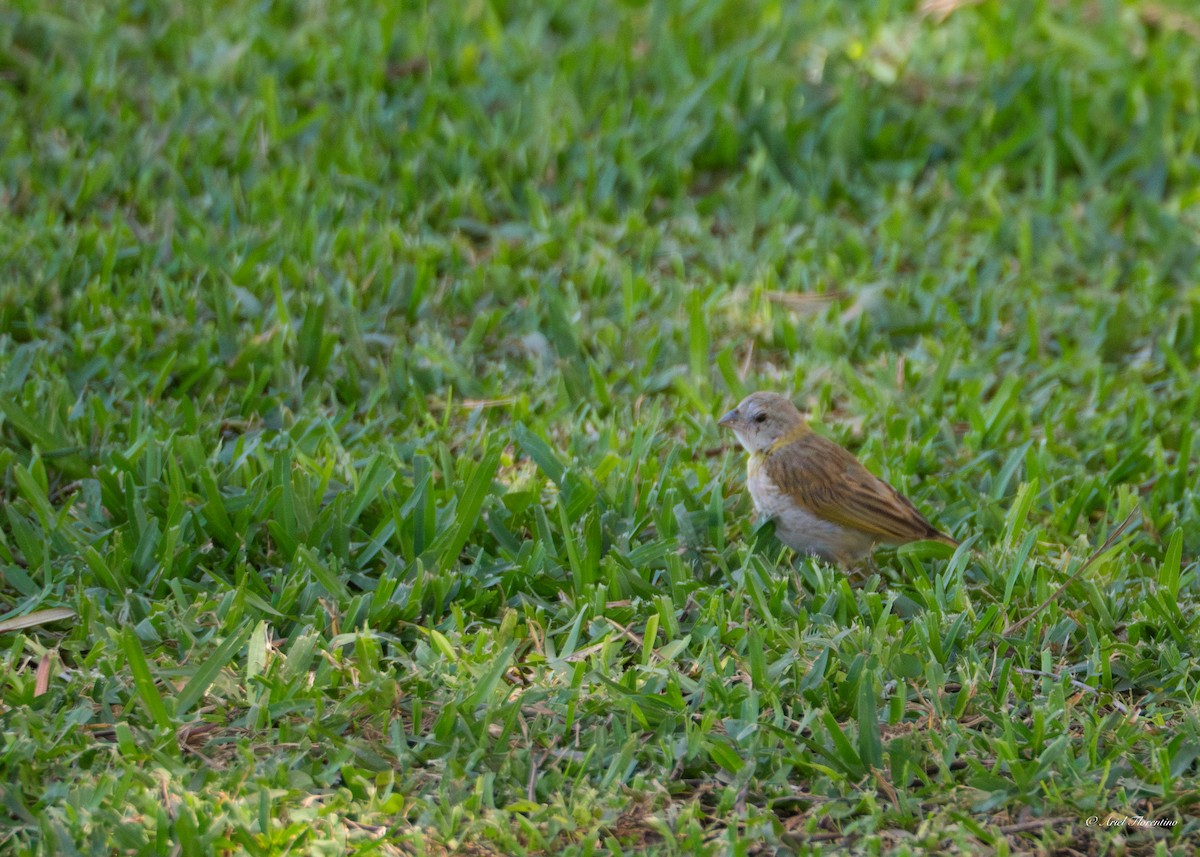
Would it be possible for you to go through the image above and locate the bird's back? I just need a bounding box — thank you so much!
[750,431,955,562]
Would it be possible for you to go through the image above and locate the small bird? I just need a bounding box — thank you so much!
[719,391,957,566]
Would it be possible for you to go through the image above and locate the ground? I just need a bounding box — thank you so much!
[1,0,1199,854]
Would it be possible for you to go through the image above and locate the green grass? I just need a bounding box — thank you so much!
[2,0,1199,853]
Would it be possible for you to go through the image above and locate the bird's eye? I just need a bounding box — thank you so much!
[753,413,767,424]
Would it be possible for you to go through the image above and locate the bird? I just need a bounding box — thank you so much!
[718,391,957,566]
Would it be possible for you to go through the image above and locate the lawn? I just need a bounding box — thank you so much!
[1,0,1199,853]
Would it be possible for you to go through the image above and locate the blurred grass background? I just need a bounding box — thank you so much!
[1,0,1199,853]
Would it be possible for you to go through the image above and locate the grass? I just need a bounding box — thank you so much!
[1,0,1199,853]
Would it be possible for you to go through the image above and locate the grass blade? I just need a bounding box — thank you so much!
[177,625,254,717]
[437,443,502,573]
[119,628,172,730]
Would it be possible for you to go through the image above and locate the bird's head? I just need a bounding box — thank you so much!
[718,391,807,453]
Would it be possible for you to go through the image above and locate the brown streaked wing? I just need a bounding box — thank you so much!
[764,433,950,544]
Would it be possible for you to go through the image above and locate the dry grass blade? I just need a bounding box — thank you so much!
[35,653,53,697]
[426,397,517,411]
[764,291,845,314]
[1139,4,1200,41]
[919,0,984,23]
[0,608,77,633]
[1003,509,1141,636]
[739,340,755,381]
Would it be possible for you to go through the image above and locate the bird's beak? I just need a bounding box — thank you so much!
[718,409,738,428]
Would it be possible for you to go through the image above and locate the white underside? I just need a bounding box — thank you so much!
[746,468,876,564]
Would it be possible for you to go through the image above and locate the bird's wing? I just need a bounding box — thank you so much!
[765,433,955,545]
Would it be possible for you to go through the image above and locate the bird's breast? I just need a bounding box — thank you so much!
[745,466,792,519]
